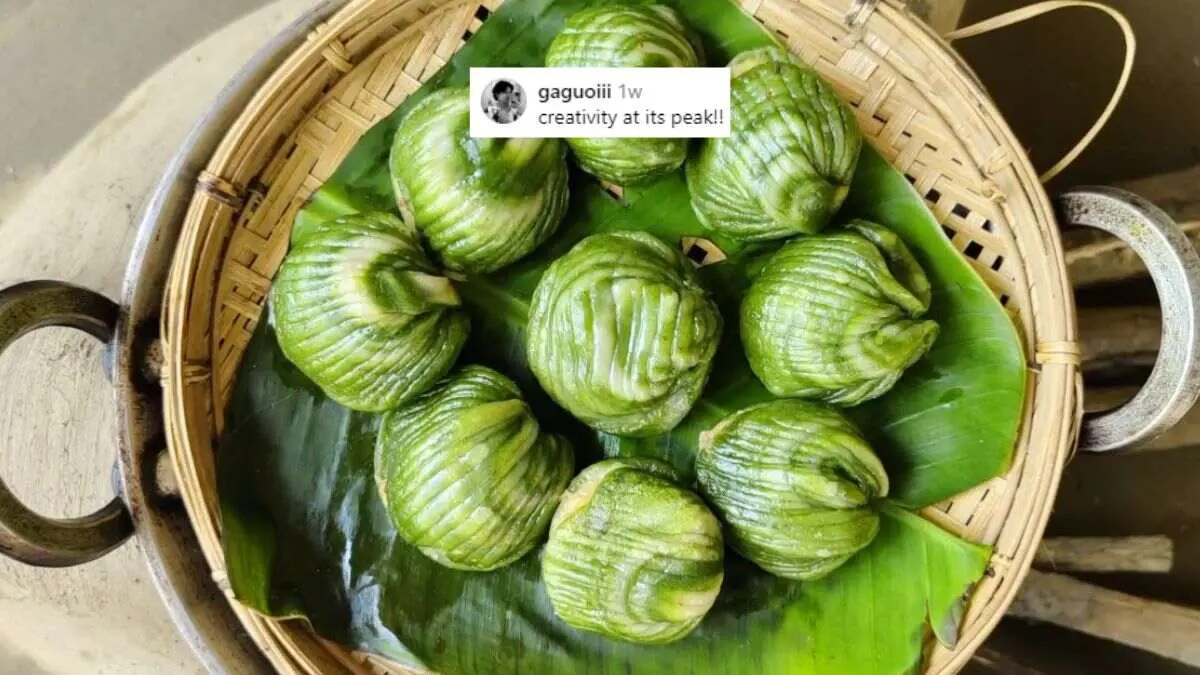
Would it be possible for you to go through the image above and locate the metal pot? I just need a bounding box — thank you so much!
[0,5,346,673]
[0,3,1198,673]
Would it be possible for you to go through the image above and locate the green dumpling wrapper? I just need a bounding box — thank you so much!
[545,5,701,184]
[269,212,469,412]
[687,46,862,241]
[741,219,939,405]
[696,399,889,580]
[374,365,574,571]
[543,458,724,644]
[527,231,722,437]
[390,87,569,273]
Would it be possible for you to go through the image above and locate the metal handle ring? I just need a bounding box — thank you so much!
[1058,188,1200,452]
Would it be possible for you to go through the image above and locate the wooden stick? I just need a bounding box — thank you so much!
[1007,570,1200,668]
[982,535,1175,672]
[1034,536,1174,573]
[971,646,1050,675]
[1079,305,1161,368]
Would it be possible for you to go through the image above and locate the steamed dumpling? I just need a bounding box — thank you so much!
[390,87,569,273]
[546,5,701,184]
[688,46,862,240]
[543,458,724,643]
[697,399,888,580]
[741,219,938,405]
[526,232,722,436]
[270,212,468,411]
[375,365,573,571]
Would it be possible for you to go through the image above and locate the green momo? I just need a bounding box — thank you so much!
[546,5,702,184]
[741,219,939,405]
[390,87,569,273]
[543,458,724,644]
[526,231,722,437]
[374,365,573,571]
[269,212,468,412]
[697,399,889,580]
[688,46,862,240]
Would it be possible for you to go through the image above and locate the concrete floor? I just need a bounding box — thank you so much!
[0,3,279,673]
[1,1,1198,674]
[0,0,274,209]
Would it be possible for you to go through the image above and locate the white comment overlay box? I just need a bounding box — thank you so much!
[469,67,730,139]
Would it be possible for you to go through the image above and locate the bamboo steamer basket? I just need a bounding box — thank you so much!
[158,0,1166,673]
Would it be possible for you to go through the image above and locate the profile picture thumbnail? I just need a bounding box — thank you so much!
[481,79,527,124]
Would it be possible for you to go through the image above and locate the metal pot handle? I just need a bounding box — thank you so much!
[0,281,133,566]
[1057,187,1200,452]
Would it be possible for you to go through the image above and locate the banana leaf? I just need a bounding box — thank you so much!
[223,366,990,672]
[219,0,1024,671]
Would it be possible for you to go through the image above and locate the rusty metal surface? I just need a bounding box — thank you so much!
[0,281,134,566]
[1058,188,1200,452]
[110,4,352,672]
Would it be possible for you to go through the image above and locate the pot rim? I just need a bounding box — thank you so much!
[114,3,350,673]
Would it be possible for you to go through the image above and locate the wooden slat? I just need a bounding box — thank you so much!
[1009,571,1200,669]
[1033,536,1174,574]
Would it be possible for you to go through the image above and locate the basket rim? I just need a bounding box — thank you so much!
[872,0,1079,667]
